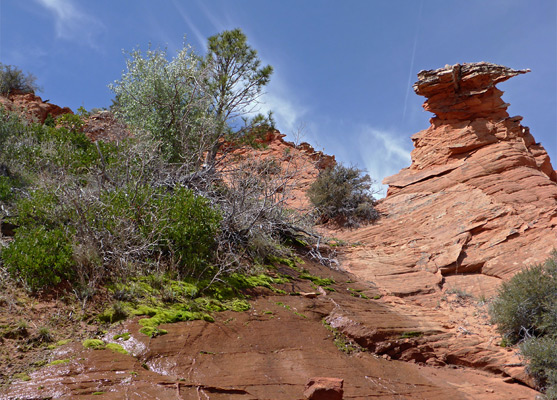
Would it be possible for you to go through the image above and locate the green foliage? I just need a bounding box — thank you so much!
[12,189,65,229]
[0,176,15,202]
[0,106,28,149]
[110,29,273,166]
[105,343,128,355]
[2,225,74,291]
[490,252,557,397]
[82,339,106,350]
[204,28,273,160]
[109,44,214,163]
[56,113,85,133]
[520,337,557,398]
[43,113,56,127]
[307,163,378,227]
[156,186,221,273]
[0,63,40,95]
[97,184,221,276]
[489,254,557,343]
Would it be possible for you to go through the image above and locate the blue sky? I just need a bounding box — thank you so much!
[1,0,555,196]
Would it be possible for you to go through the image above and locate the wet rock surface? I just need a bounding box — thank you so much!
[2,261,538,399]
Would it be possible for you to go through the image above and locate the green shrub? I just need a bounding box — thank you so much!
[489,255,557,343]
[12,189,65,229]
[307,164,378,227]
[520,336,557,398]
[0,176,14,202]
[156,186,221,274]
[2,225,74,291]
[0,63,40,95]
[56,113,84,133]
[0,107,28,148]
[490,252,557,397]
[92,184,221,278]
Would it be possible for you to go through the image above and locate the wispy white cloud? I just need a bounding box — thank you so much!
[357,126,412,197]
[34,0,105,49]
[195,0,226,33]
[172,0,207,51]
[258,88,308,138]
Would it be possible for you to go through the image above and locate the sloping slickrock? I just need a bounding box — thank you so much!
[3,261,538,399]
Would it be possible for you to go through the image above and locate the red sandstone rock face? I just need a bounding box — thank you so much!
[379,63,557,281]
[328,63,557,387]
[4,260,538,400]
[0,92,73,123]
[413,63,530,121]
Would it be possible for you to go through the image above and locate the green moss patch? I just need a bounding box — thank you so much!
[138,327,167,338]
[137,308,213,328]
[47,359,70,367]
[13,373,31,382]
[99,272,288,334]
[105,343,128,355]
[82,339,105,350]
[113,332,130,341]
[299,271,335,286]
[323,319,365,354]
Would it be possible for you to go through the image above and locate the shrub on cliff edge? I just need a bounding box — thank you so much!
[307,164,378,227]
[0,63,40,95]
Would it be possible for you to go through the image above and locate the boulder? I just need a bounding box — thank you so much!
[304,377,344,400]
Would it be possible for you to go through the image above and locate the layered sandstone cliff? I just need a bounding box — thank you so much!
[344,62,557,291]
[332,62,557,386]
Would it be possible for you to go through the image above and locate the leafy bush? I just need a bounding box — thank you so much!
[0,107,28,148]
[156,187,221,274]
[2,226,74,291]
[0,31,315,299]
[0,176,14,202]
[307,164,378,227]
[490,252,557,397]
[12,189,68,229]
[0,63,40,95]
[520,336,557,398]
[489,255,557,343]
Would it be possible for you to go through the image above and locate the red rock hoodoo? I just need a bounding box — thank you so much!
[331,63,557,385]
[344,62,557,290]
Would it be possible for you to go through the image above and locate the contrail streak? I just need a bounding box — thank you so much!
[403,0,424,121]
